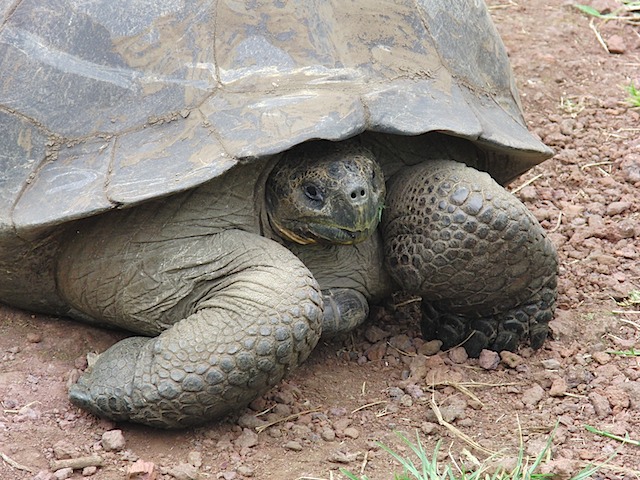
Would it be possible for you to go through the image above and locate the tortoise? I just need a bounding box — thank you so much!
[0,0,558,428]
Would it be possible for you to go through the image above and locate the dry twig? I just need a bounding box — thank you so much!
[351,400,387,414]
[50,455,104,472]
[589,19,610,52]
[429,399,497,456]
[1,452,34,473]
[511,173,542,194]
[255,407,321,433]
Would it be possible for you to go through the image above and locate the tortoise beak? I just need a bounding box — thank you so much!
[274,200,384,246]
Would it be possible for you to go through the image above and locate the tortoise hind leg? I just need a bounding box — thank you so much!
[58,228,323,428]
[382,160,557,356]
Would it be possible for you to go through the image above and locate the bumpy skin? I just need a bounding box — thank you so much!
[382,161,557,357]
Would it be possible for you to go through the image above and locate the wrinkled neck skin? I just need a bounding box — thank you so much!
[256,156,285,242]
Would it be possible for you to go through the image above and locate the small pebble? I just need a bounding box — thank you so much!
[522,383,545,407]
[605,34,626,54]
[399,394,413,407]
[321,428,336,442]
[418,340,442,356]
[588,392,611,418]
[364,325,390,343]
[125,459,156,479]
[52,440,76,460]
[343,427,360,439]
[549,377,567,397]
[167,463,199,480]
[541,358,561,370]
[540,458,579,478]
[82,466,97,476]
[101,430,126,452]
[27,332,43,343]
[478,350,500,370]
[53,468,73,480]
[237,465,255,477]
[500,351,523,368]
[420,422,437,435]
[188,451,202,468]
[388,334,414,352]
[284,441,303,451]
[329,451,358,464]
[591,351,610,365]
[448,347,468,364]
[234,428,259,449]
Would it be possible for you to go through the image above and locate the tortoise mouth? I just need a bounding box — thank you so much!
[271,215,380,246]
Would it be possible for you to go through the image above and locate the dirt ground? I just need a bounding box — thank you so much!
[2,1,640,479]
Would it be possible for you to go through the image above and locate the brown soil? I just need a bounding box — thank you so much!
[2,1,640,479]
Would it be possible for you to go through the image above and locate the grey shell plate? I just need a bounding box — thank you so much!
[0,0,551,235]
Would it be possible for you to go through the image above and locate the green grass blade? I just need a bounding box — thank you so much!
[574,4,607,17]
[585,424,640,446]
[627,83,640,107]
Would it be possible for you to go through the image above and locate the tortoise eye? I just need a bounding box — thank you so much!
[303,184,323,202]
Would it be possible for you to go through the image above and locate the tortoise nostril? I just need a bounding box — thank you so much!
[350,188,367,201]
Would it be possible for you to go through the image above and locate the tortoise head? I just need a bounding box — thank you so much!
[265,140,385,245]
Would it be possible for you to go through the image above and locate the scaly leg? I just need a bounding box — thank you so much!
[59,227,322,428]
[382,160,557,356]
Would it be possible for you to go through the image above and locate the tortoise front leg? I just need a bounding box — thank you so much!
[58,229,322,428]
[381,160,557,356]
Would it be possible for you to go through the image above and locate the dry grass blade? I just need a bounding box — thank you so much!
[255,407,321,433]
[511,173,542,194]
[429,399,497,456]
[580,161,613,170]
[618,318,640,329]
[550,212,563,232]
[351,400,387,414]
[426,379,519,407]
[589,18,610,52]
[358,450,369,476]
[387,342,417,357]
[2,400,40,414]
[392,296,421,308]
[488,0,519,10]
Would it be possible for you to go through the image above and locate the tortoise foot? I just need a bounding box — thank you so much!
[421,281,556,357]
